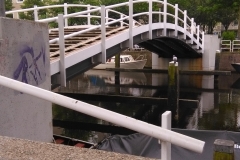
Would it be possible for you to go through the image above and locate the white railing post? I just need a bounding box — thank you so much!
[174,4,178,37]
[87,4,91,25]
[13,12,19,19]
[101,5,106,64]
[34,5,38,21]
[129,0,133,49]
[120,14,124,27]
[197,25,200,49]
[163,0,167,36]
[64,3,68,27]
[202,31,204,53]
[161,111,172,160]
[106,9,109,25]
[149,0,152,39]
[183,10,187,40]
[58,14,66,87]
[191,18,194,44]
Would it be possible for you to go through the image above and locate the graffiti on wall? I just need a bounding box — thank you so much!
[13,34,48,91]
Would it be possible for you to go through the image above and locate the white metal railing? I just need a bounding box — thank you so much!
[6,0,204,89]
[0,75,205,158]
[220,40,240,52]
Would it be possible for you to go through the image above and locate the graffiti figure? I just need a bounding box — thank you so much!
[13,45,46,86]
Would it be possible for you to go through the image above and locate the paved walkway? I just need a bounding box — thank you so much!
[0,136,158,160]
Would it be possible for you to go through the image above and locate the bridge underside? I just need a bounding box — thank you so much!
[138,37,202,58]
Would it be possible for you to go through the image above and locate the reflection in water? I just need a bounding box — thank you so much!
[53,71,240,143]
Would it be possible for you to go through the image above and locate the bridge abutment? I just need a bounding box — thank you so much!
[0,18,52,142]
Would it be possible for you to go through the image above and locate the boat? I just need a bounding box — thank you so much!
[231,63,240,73]
[93,55,147,69]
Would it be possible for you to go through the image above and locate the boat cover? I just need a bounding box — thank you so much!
[96,129,240,160]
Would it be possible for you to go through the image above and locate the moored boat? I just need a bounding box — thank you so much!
[94,55,147,69]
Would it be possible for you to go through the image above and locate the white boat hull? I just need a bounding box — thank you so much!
[94,59,147,69]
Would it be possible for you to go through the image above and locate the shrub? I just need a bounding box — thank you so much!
[222,31,236,41]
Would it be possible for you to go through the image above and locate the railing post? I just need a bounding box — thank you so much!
[58,14,66,87]
[202,31,205,53]
[183,10,187,40]
[64,3,68,27]
[161,111,172,160]
[174,4,178,37]
[129,0,133,49]
[106,9,109,25]
[101,5,106,64]
[87,4,91,25]
[163,0,167,36]
[191,18,194,44]
[34,5,38,21]
[149,0,152,39]
[197,25,200,49]
[213,139,234,160]
[159,8,161,22]
[120,14,124,27]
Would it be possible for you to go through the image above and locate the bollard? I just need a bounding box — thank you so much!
[167,61,179,119]
[214,139,234,160]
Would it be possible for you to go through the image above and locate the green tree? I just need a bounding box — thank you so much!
[5,0,13,11]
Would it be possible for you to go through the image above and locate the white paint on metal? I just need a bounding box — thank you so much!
[163,0,167,36]
[0,75,205,153]
[129,0,133,49]
[64,3,68,27]
[58,14,66,87]
[87,4,91,25]
[161,111,172,160]
[174,4,178,37]
[101,5,106,64]
[34,5,38,21]
[184,10,187,39]
[148,0,152,39]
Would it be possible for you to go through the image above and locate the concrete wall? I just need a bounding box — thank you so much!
[0,17,52,142]
[202,35,220,70]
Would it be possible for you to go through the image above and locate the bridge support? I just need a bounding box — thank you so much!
[0,18,52,142]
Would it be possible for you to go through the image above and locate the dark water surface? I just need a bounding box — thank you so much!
[53,69,240,143]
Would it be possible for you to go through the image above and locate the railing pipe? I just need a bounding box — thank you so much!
[0,75,205,153]
[183,10,187,39]
[101,6,106,64]
[58,14,66,87]
[64,3,68,27]
[174,4,178,37]
[129,0,133,49]
[148,0,152,39]
[106,9,109,25]
[163,0,167,36]
[87,4,91,25]
[120,14,124,27]
[34,5,38,21]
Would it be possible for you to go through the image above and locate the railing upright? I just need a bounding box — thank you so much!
[190,18,194,44]
[120,14,124,27]
[101,5,106,63]
[87,4,91,25]
[202,31,205,53]
[58,14,66,87]
[163,0,167,36]
[64,3,68,27]
[174,4,178,37]
[34,5,38,21]
[161,111,172,160]
[129,0,133,49]
[148,0,152,39]
[106,9,109,25]
[183,10,187,39]
[197,25,200,49]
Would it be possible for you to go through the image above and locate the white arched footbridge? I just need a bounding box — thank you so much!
[6,0,204,87]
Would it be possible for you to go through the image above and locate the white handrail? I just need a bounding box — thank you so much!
[0,75,205,153]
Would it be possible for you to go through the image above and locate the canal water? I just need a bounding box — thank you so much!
[53,69,240,144]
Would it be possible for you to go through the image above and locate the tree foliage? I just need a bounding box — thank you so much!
[5,0,13,11]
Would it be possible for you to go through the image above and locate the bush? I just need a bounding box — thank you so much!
[222,31,236,41]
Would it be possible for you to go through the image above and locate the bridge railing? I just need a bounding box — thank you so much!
[0,75,205,158]
[220,40,240,52]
